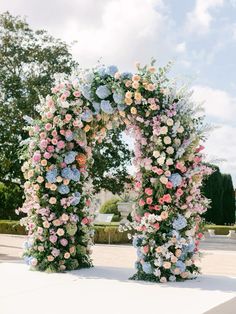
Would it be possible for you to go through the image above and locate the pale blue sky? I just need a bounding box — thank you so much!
[0,0,236,184]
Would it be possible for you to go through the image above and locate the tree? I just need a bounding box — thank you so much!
[0,11,133,203]
[90,127,134,194]
[0,11,77,184]
[222,174,235,224]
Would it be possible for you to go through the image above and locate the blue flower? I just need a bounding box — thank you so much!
[97,66,106,77]
[92,102,100,114]
[65,132,74,141]
[58,184,70,194]
[101,100,114,114]
[46,168,58,183]
[142,262,152,274]
[105,65,118,76]
[61,167,74,180]
[175,260,186,272]
[71,168,80,182]
[117,104,126,111]
[121,72,132,79]
[70,192,81,206]
[96,85,111,99]
[80,84,92,100]
[113,91,124,104]
[169,173,182,188]
[173,214,187,231]
[64,151,77,164]
[137,248,144,259]
[81,109,93,122]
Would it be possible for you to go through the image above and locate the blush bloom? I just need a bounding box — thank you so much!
[146,197,153,205]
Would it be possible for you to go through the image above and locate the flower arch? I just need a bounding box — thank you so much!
[19,62,212,282]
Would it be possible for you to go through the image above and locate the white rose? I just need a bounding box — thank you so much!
[160,126,168,134]
[174,138,181,146]
[164,136,171,145]
[166,118,173,126]
[177,126,184,133]
[154,269,161,277]
[160,176,168,184]
[166,158,173,165]
[157,156,165,165]
[153,150,160,158]
[166,147,174,155]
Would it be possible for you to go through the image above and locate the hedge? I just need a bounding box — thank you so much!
[1,220,235,241]
[0,220,131,244]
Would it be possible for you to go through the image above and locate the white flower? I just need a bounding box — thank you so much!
[166,118,174,126]
[154,269,161,277]
[153,150,160,158]
[164,136,171,145]
[157,156,165,165]
[166,158,173,165]
[166,146,174,155]
[177,126,184,133]
[160,176,168,184]
[160,126,168,134]
[160,277,167,283]
[174,138,181,146]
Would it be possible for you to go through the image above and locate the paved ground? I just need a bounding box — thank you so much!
[0,234,236,314]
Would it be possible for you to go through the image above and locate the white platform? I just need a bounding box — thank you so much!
[0,262,236,314]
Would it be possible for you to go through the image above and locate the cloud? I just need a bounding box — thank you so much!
[192,85,236,122]
[186,0,224,34]
[176,42,186,53]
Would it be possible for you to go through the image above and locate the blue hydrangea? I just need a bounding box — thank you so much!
[58,184,70,194]
[137,248,144,260]
[92,102,100,114]
[71,168,80,182]
[81,109,93,122]
[101,100,114,114]
[96,85,111,99]
[70,192,81,206]
[64,151,77,164]
[23,241,32,250]
[132,237,139,248]
[121,72,132,79]
[97,66,106,77]
[142,262,152,274]
[169,173,182,188]
[169,275,176,282]
[105,65,118,76]
[113,91,124,104]
[61,167,74,180]
[65,132,74,141]
[80,84,92,100]
[46,168,58,183]
[117,104,126,111]
[175,260,186,272]
[173,214,187,231]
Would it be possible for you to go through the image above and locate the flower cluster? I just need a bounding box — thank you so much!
[19,61,212,279]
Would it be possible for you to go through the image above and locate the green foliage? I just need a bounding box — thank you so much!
[0,12,77,183]
[202,165,235,225]
[204,224,236,235]
[90,128,133,194]
[99,198,121,221]
[0,220,26,235]
[0,182,24,219]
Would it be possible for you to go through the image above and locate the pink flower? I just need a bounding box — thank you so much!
[135,182,142,189]
[52,248,60,257]
[145,188,153,196]
[65,114,72,122]
[166,182,173,189]
[51,130,58,137]
[60,162,67,168]
[176,188,183,197]
[60,238,68,246]
[194,156,202,164]
[51,138,58,145]
[60,130,65,135]
[146,197,153,205]
[40,132,47,139]
[154,205,160,211]
[159,197,164,205]
[152,167,164,175]
[73,91,81,97]
[57,140,65,149]
[139,199,145,206]
[47,145,55,153]
[43,152,51,159]
[81,217,89,225]
[49,234,58,243]
[45,123,52,131]
[153,222,160,230]
[163,194,172,203]
[143,245,149,254]
[196,145,205,153]
[135,215,141,222]
[33,152,41,163]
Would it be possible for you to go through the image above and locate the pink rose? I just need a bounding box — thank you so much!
[57,140,65,149]
[43,152,51,159]
[135,182,142,189]
[139,199,145,206]
[143,245,149,254]
[40,139,48,149]
[73,91,81,97]
[146,197,153,205]
[33,152,41,163]
[145,188,153,196]
[176,188,183,197]
[51,138,58,145]
[60,238,68,246]
[40,132,46,139]
[47,145,55,153]
[65,114,72,122]
[153,222,160,229]
[51,130,58,137]
[166,182,173,189]
[163,194,172,203]
[49,234,58,243]
[45,123,52,131]
[81,217,89,225]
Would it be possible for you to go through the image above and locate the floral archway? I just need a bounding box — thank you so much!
[19,62,212,282]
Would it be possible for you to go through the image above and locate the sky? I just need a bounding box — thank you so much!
[0,0,236,185]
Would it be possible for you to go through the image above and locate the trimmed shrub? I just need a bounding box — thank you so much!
[0,220,26,235]
[100,198,121,222]
[205,224,236,235]
[0,182,24,220]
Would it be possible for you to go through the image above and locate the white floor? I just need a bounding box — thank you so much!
[1,238,236,314]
